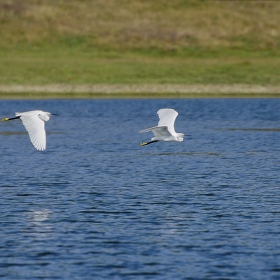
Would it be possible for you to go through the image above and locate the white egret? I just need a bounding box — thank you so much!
[1,110,56,151]
[139,108,185,146]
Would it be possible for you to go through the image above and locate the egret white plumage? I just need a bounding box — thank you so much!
[1,110,56,151]
[139,108,184,146]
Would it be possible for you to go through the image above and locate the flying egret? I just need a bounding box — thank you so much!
[139,108,185,146]
[1,110,56,151]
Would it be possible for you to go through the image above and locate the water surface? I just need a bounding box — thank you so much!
[0,98,280,279]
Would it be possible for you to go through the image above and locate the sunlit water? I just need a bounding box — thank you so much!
[0,98,280,280]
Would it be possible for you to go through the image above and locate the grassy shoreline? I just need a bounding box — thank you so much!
[1,0,279,97]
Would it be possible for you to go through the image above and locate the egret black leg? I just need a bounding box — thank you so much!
[1,116,20,122]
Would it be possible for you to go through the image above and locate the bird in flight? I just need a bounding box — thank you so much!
[139,108,184,146]
[2,110,56,151]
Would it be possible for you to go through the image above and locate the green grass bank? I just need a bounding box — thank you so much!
[0,0,280,97]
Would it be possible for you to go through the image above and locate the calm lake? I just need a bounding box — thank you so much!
[0,98,280,280]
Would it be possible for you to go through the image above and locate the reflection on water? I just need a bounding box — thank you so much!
[29,209,51,223]
[26,209,53,239]
[0,98,280,279]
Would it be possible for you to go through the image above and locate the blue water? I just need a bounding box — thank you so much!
[0,98,280,280]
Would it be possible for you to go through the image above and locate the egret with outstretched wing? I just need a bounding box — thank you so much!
[139,108,184,146]
[2,110,56,151]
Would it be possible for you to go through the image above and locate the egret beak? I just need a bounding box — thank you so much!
[51,114,59,116]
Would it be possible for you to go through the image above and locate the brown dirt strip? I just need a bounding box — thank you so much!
[0,84,279,98]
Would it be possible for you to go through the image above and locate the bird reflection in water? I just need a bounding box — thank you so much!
[27,209,53,239]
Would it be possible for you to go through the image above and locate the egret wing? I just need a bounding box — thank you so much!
[20,113,46,151]
[151,126,172,139]
[139,126,158,133]
[140,126,172,140]
[157,109,178,135]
